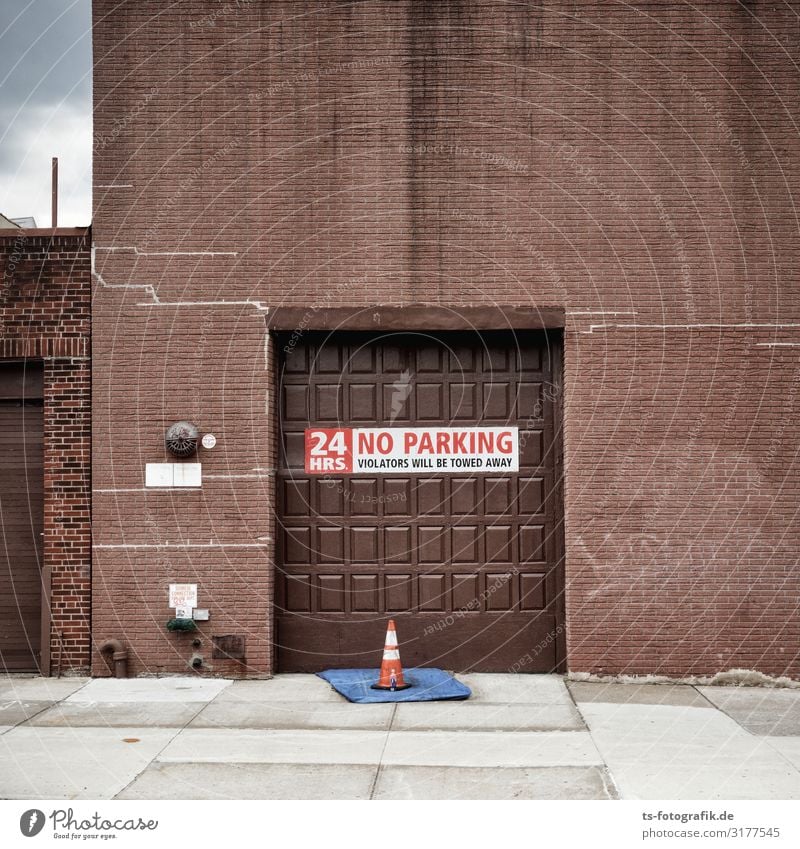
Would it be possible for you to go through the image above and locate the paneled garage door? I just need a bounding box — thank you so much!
[276,331,564,672]
[0,362,44,673]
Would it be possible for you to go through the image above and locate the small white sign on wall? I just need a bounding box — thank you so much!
[146,463,202,487]
[145,463,173,487]
[174,606,193,620]
[173,463,202,487]
[169,584,198,609]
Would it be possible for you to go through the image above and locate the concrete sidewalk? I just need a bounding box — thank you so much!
[1,674,799,800]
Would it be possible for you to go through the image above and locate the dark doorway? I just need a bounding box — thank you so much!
[0,361,44,672]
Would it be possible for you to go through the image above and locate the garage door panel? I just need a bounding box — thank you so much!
[349,384,377,421]
[314,346,342,373]
[314,383,340,421]
[382,345,409,373]
[451,525,479,563]
[486,525,513,563]
[348,346,375,373]
[485,477,512,514]
[450,382,477,419]
[0,511,42,531]
[351,574,379,612]
[318,575,345,612]
[317,479,344,516]
[483,346,510,372]
[519,346,542,372]
[452,573,480,610]
[418,526,446,564]
[517,382,543,419]
[282,431,305,468]
[519,430,544,466]
[282,479,311,516]
[384,478,411,515]
[419,574,446,611]
[283,574,312,612]
[317,527,344,562]
[351,526,378,562]
[277,332,563,673]
[282,384,309,421]
[350,478,378,514]
[385,574,413,611]
[417,347,442,372]
[283,345,308,372]
[518,476,545,514]
[450,346,477,373]
[383,383,411,422]
[283,527,311,564]
[521,573,546,610]
[451,478,478,514]
[520,525,545,562]
[483,382,510,418]
[385,526,412,562]
[418,478,445,515]
[416,383,443,420]
[486,572,514,611]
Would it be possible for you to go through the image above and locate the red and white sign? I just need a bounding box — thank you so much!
[169,583,198,609]
[304,427,518,474]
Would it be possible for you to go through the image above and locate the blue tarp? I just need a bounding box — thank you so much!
[317,667,471,703]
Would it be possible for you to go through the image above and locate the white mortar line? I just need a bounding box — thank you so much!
[93,247,269,312]
[92,246,159,299]
[203,474,272,480]
[95,245,237,257]
[584,322,800,333]
[93,542,270,549]
[93,488,150,493]
[136,300,270,310]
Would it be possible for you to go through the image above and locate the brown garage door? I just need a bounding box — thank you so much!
[276,331,564,672]
[0,362,44,672]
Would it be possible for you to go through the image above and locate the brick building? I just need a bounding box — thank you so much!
[85,1,800,678]
[0,228,91,675]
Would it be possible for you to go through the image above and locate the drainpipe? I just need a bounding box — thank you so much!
[99,639,128,679]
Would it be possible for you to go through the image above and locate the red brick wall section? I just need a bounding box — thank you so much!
[90,304,274,677]
[566,328,800,676]
[92,2,800,677]
[1,231,92,674]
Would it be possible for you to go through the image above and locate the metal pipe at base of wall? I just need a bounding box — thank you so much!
[99,638,128,679]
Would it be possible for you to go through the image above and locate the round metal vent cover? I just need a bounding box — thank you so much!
[165,421,199,457]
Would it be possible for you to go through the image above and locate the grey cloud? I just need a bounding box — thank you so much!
[0,0,92,225]
[0,0,91,112]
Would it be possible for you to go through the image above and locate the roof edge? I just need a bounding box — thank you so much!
[0,227,91,239]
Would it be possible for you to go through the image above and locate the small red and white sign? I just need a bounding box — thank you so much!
[304,427,518,474]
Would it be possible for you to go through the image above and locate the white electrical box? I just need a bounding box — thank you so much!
[145,463,202,488]
[174,463,202,487]
[145,463,173,487]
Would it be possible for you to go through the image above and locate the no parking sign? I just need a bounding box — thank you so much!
[304,426,518,474]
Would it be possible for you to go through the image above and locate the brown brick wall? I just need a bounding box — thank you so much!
[92,1,800,676]
[90,301,275,676]
[1,230,92,674]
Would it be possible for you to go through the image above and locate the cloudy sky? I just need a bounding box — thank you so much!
[0,0,92,227]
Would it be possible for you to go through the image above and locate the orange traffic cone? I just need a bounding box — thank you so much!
[371,619,412,691]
